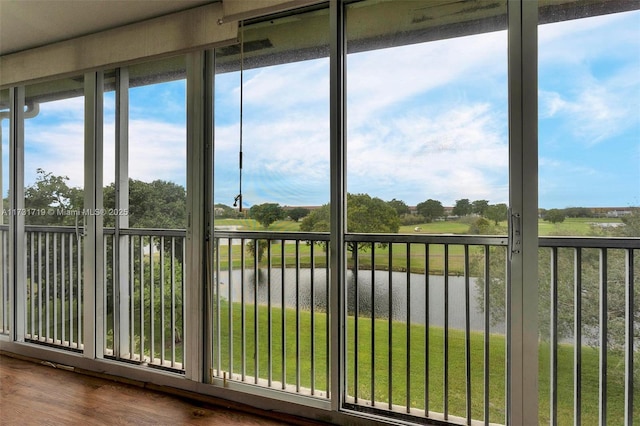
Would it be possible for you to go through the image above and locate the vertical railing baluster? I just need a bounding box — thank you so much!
[551,247,558,426]
[1,231,5,334]
[371,244,376,407]
[267,241,272,387]
[38,233,42,340]
[129,237,135,359]
[464,245,471,424]
[574,247,582,426]
[281,240,286,390]
[325,243,330,399]
[354,242,359,403]
[444,243,449,420]
[241,238,246,382]
[425,243,430,416]
[30,232,35,338]
[149,236,155,364]
[228,237,233,376]
[101,234,109,355]
[484,245,490,426]
[77,232,82,348]
[139,235,145,360]
[215,236,221,375]
[45,233,50,342]
[68,234,73,346]
[310,242,316,395]
[160,236,165,366]
[406,242,411,414]
[61,233,66,345]
[254,238,259,384]
[171,237,176,367]
[388,243,393,410]
[624,248,634,426]
[599,248,607,426]
[44,232,51,342]
[295,240,301,393]
[309,241,316,395]
[182,238,186,369]
[53,233,58,343]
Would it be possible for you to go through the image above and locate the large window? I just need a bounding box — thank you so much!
[344,0,508,422]
[212,6,331,397]
[537,7,640,425]
[22,77,85,349]
[104,57,188,369]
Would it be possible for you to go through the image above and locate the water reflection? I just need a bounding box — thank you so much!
[216,268,505,333]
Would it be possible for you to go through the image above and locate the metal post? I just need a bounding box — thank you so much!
[329,0,346,409]
[115,67,130,358]
[9,86,25,342]
[84,71,104,358]
[507,1,538,423]
[185,51,207,382]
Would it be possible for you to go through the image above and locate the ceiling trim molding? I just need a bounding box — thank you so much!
[0,2,237,88]
[219,0,325,24]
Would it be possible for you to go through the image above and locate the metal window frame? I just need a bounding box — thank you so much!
[9,86,25,342]
[115,67,130,358]
[84,71,105,359]
[507,0,538,424]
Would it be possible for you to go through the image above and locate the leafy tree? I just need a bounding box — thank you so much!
[214,203,238,219]
[468,217,492,234]
[485,203,508,225]
[544,208,566,224]
[103,179,186,229]
[300,193,400,262]
[287,207,310,222]
[245,239,268,262]
[472,199,489,216]
[618,208,640,236]
[249,203,285,228]
[564,207,592,218]
[24,168,83,225]
[452,198,472,217]
[416,199,444,222]
[300,205,330,233]
[387,198,410,216]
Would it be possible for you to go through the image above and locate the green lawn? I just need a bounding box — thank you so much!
[216,301,638,425]
[213,217,626,276]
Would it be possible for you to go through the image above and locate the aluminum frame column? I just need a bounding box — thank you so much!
[84,71,105,358]
[115,68,130,358]
[329,0,346,411]
[185,51,207,382]
[9,86,25,342]
[507,0,538,423]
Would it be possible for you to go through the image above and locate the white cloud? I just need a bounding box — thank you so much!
[347,103,508,205]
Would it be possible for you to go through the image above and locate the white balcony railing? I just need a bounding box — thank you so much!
[3,225,636,424]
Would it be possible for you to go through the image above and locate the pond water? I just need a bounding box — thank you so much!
[216,268,506,334]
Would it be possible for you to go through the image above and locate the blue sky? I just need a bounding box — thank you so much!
[3,9,638,210]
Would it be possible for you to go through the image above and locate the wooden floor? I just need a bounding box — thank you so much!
[0,354,319,425]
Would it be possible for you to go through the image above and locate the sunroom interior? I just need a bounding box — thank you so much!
[0,1,638,425]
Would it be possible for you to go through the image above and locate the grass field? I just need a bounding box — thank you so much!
[215,301,638,425]
[213,217,623,275]
[215,216,624,237]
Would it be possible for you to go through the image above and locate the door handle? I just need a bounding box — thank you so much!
[509,208,521,259]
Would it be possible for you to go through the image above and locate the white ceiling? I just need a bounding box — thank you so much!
[0,0,215,56]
